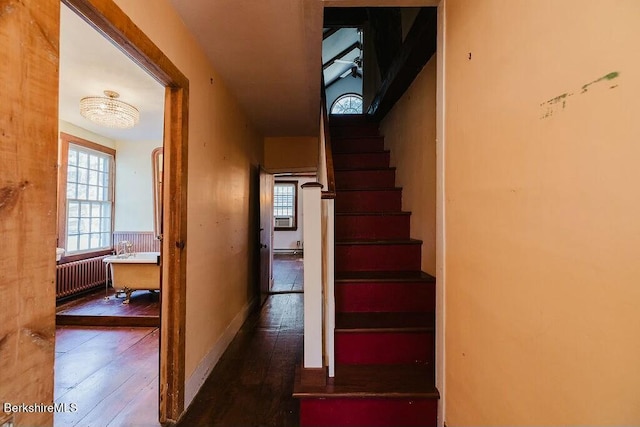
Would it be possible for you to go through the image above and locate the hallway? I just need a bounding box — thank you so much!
[178,293,303,426]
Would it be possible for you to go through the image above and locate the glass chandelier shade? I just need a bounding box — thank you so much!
[80,90,140,129]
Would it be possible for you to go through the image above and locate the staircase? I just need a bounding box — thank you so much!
[294,115,438,427]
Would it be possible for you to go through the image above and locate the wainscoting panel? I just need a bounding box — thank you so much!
[113,231,161,253]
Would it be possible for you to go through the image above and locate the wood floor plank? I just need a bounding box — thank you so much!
[54,327,158,426]
[177,293,303,427]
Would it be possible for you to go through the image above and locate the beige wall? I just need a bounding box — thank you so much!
[380,56,437,275]
[264,137,318,172]
[114,0,263,389]
[444,0,640,425]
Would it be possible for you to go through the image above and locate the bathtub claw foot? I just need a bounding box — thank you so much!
[122,288,133,304]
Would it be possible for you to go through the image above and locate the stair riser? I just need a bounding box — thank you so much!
[300,398,437,427]
[331,124,380,138]
[336,190,402,213]
[335,169,396,189]
[334,152,390,170]
[335,332,434,365]
[333,138,385,154]
[336,215,410,240]
[336,282,435,313]
[335,244,421,272]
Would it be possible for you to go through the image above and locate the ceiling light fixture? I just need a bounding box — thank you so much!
[80,90,140,129]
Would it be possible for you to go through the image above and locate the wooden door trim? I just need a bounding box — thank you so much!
[61,0,189,423]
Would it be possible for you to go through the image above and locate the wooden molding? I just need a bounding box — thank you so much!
[300,366,328,387]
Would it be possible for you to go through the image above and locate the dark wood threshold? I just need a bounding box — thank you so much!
[335,270,436,283]
[294,364,438,399]
[335,238,423,246]
[336,312,434,333]
[56,314,160,327]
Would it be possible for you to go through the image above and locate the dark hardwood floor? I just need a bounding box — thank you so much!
[54,255,303,426]
[178,293,303,427]
[271,253,304,293]
[54,326,160,427]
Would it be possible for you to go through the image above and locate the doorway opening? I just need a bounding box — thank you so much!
[56,0,189,423]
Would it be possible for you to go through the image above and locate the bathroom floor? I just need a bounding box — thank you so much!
[57,288,160,317]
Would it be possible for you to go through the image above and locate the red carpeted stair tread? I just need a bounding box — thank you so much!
[336,312,434,332]
[335,270,435,283]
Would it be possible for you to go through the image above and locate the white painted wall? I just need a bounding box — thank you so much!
[59,120,116,149]
[273,176,317,250]
[114,139,161,231]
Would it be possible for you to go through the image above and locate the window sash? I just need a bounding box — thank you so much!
[58,133,115,258]
[273,182,297,229]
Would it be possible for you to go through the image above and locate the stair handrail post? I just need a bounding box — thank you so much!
[302,182,324,369]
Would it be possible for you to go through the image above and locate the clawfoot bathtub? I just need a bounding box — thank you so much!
[103,252,160,303]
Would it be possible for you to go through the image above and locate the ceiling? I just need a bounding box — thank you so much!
[323,28,363,87]
[59,4,165,143]
[168,0,324,137]
[60,1,439,141]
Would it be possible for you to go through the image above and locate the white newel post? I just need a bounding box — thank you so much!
[302,182,323,369]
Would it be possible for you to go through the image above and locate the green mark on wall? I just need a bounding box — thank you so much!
[540,71,621,119]
[581,71,620,93]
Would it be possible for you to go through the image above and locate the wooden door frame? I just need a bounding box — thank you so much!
[61,0,189,423]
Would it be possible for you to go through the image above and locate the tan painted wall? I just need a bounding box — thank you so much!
[380,56,437,275]
[444,0,640,425]
[113,0,263,384]
[264,137,318,172]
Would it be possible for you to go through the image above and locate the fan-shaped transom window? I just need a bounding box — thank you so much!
[331,94,363,115]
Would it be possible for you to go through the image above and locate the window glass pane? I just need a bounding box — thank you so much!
[78,168,88,184]
[88,186,98,200]
[77,184,87,200]
[101,233,111,247]
[89,170,98,186]
[89,155,99,170]
[79,218,90,233]
[80,202,90,217]
[78,151,88,168]
[67,166,77,183]
[101,217,111,232]
[91,218,100,232]
[90,234,100,248]
[66,183,77,199]
[69,149,78,166]
[68,202,79,218]
[331,94,363,115]
[79,234,89,251]
[68,218,79,234]
[67,235,78,252]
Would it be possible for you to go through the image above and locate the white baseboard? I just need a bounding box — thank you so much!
[184,297,256,408]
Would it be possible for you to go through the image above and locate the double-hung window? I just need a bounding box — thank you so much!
[59,133,115,257]
[273,181,297,230]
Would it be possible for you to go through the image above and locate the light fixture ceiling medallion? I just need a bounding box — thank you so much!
[80,90,140,129]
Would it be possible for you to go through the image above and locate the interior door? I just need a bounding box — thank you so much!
[259,168,274,305]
